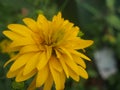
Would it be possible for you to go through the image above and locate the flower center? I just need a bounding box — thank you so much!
[50,30,65,47]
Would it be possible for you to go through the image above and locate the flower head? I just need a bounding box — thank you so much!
[3,12,93,90]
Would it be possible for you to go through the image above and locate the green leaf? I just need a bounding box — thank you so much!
[75,0,101,17]
[106,0,115,11]
[77,31,84,37]
[106,14,120,30]
[12,81,24,90]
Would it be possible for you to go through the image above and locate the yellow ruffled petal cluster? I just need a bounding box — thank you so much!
[3,12,93,90]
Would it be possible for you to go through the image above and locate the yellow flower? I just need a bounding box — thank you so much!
[0,39,11,53]
[3,12,93,90]
[0,39,15,58]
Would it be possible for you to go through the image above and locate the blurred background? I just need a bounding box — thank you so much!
[0,0,120,90]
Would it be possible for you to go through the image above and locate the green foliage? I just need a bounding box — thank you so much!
[106,14,120,30]
[106,0,115,11]
[12,81,25,90]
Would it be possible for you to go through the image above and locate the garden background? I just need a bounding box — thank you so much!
[0,0,120,90]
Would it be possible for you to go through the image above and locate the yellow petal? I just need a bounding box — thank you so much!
[64,26,79,39]
[37,52,48,70]
[37,23,49,43]
[36,65,49,87]
[57,12,62,18]
[3,31,23,41]
[62,20,73,32]
[43,74,53,90]
[67,67,79,81]
[37,14,49,33]
[45,46,52,60]
[50,56,62,72]
[10,53,35,71]
[59,71,66,89]
[60,47,73,60]
[70,26,79,37]
[23,18,39,32]
[49,62,65,90]
[77,66,88,79]
[73,55,86,68]
[69,49,91,61]
[79,52,91,61]
[16,69,36,82]
[8,24,32,37]
[7,67,22,78]
[59,56,69,78]
[19,44,40,54]
[73,38,93,49]
[23,53,40,75]
[55,49,69,77]
[63,38,93,50]
[4,54,19,67]
[64,55,79,75]
[37,46,52,70]
[55,49,61,58]
[7,46,21,52]
[37,14,48,23]
[10,37,35,47]
[52,12,62,22]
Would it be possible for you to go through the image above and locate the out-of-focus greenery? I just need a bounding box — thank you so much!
[0,0,120,90]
